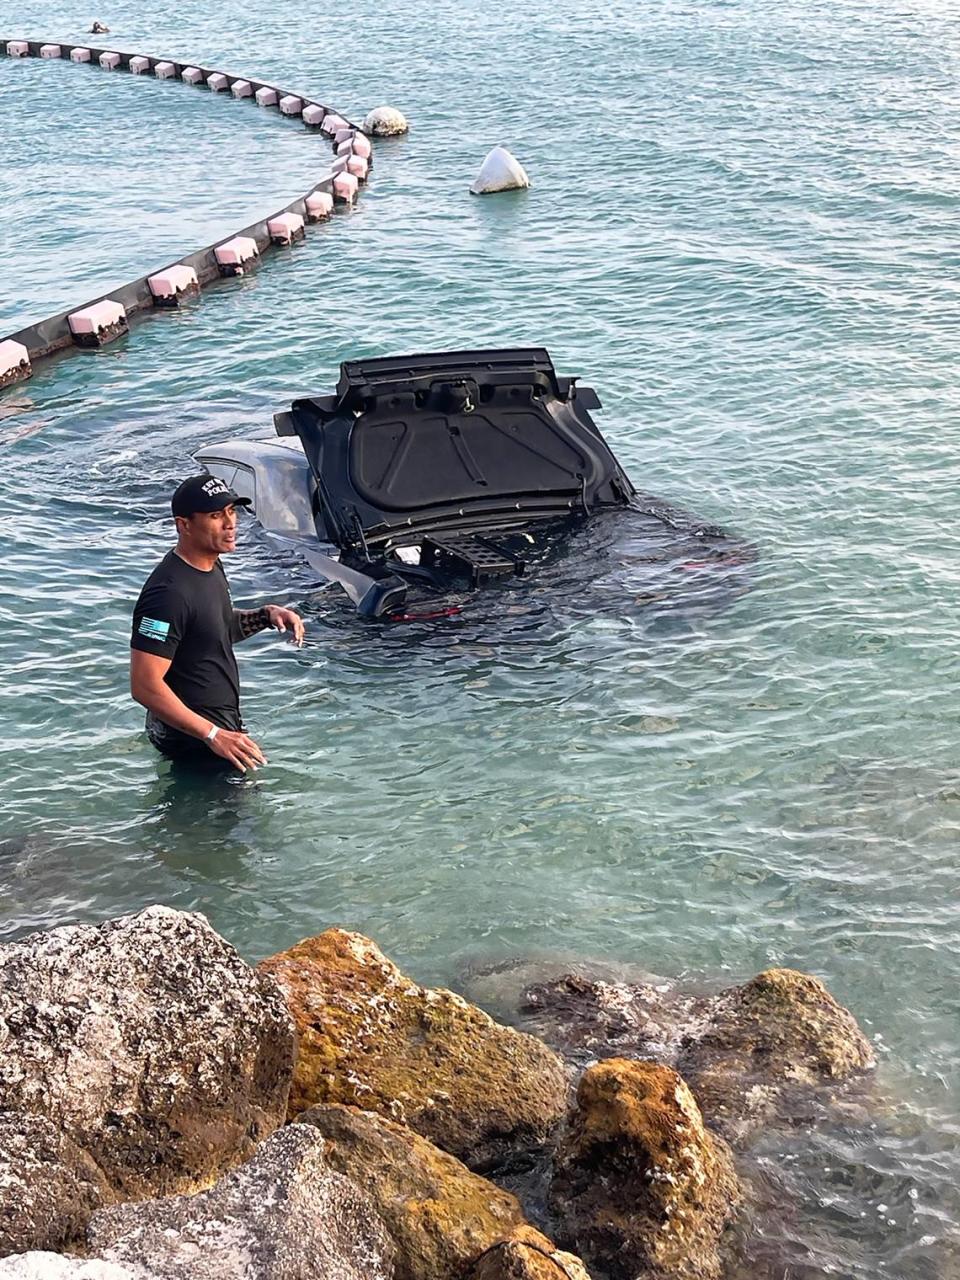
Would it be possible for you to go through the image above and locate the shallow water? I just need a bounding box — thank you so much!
[2,1,960,1274]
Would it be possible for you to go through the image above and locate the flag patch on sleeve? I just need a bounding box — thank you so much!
[138,617,171,642]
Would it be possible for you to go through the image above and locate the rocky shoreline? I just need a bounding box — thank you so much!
[0,906,878,1279]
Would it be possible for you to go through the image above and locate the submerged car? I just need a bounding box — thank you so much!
[194,348,749,619]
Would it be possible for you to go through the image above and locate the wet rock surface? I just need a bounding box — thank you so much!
[549,1059,741,1280]
[298,1103,527,1280]
[0,1112,113,1258]
[0,906,295,1197]
[518,973,708,1069]
[86,1123,393,1280]
[468,1227,592,1280]
[677,968,876,1142]
[260,929,568,1169]
[506,964,874,1145]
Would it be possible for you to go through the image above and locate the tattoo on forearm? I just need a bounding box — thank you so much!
[234,607,270,640]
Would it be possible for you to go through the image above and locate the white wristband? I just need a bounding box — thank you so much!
[205,725,220,742]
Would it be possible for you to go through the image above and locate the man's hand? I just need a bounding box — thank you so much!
[264,604,305,647]
[207,727,268,773]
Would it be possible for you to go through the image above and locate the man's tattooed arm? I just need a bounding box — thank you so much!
[231,607,270,642]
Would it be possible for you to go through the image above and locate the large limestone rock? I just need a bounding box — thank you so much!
[0,1112,113,1258]
[260,929,568,1169]
[87,1123,393,1280]
[299,1103,535,1279]
[549,1059,741,1280]
[469,1227,592,1280]
[0,906,295,1198]
[677,968,876,1142]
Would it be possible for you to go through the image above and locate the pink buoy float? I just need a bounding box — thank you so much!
[214,236,259,277]
[129,55,150,74]
[321,113,347,135]
[267,212,305,246]
[6,41,29,57]
[40,44,62,59]
[154,61,176,79]
[347,155,368,181]
[147,265,199,307]
[70,47,92,62]
[279,95,302,116]
[333,172,359,203]
[207,72,228,92]
[302,104,325,126]
[99,51,121,69]
[0,339,31,388]
[255,86,278,107]
[231,79,252,98]
[68,299,128,348]
[349,133,371,158]
[304,190,334,222]
[181,66,203,84]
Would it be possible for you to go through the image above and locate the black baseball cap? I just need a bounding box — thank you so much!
[171,474,253,518]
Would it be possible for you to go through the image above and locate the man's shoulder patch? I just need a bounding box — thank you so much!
[138,616,171,642]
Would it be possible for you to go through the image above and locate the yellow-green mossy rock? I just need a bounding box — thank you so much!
[469,1225,593,1279]
[549,1059,741,1280]
[299,1103,529,1279]
[259,930,568,1169]
[677,968,876,1142]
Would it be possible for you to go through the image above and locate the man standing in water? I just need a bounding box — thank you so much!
[130,475,305,772]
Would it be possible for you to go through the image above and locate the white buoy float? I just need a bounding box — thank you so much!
[470,146,530,196]
[363,106,408,136]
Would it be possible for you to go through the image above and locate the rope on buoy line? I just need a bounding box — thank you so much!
[0,39,377,387]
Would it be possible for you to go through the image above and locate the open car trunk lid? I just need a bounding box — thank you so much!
[274,348,635,553]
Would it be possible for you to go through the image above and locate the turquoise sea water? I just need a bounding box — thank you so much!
[2,2,960,1274]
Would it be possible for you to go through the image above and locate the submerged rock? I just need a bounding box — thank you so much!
[0,906,295,1198]
[364,106,408,135]
[549,1059,741,1280]
[86,1123,392,1280]
[514,966,874,1145]
[259,929,568,1169]
[518,973,707,1068]
[0,1112,113,1258]
[677,968,876,1142]
[469,1227,592,1280]
[299,1103,530,1279]
[470,146,530,195]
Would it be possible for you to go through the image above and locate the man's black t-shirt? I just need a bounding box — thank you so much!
[131,551,242,730]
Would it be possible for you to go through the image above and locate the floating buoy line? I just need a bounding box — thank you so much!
[0,39,376,387]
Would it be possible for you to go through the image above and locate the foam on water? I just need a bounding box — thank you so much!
[2,0,960,1272]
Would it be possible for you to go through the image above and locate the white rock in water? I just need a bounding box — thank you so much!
[470,146,530,195]
[363,106,408,136]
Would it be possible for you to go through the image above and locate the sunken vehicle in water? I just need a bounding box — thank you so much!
[195,348,750,618]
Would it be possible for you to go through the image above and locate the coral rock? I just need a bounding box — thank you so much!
[0,1112,113,1258]
[299,1103,530,1279]
[549,1059,741,1280]
[87,1123,392,1280]
[259,929,568,1169]
[677,968,876,1141]
[0,906,295,1198]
